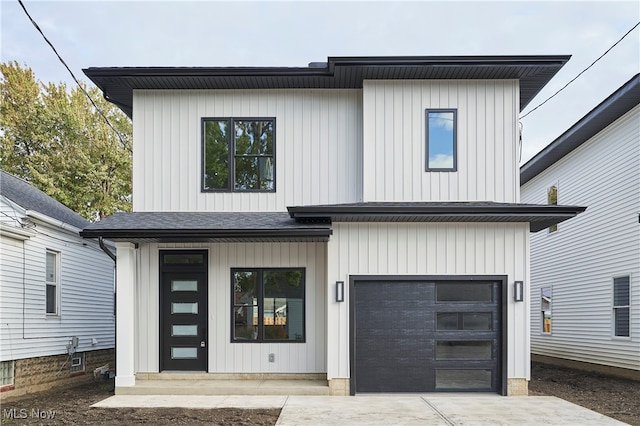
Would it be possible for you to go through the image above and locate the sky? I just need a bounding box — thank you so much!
[1,0,639,164]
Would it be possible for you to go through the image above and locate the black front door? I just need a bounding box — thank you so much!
[160,250,208,371]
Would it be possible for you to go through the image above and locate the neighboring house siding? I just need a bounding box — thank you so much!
[134,242,327,374]
[362,80,520,203]
[522,104,640,371]
[0,199,115,362]
[132,89,363,212]
[326,222,530,380]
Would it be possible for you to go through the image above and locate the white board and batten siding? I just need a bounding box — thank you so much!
[522,104,640,371]
[362,80,520,203]
[0,199,115,361]
[326,222,531,381]
[132,89,363,212]
[135,242,327,374]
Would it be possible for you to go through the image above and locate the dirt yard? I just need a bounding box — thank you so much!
[1,362,638,425]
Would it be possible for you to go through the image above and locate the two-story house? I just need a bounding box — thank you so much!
[521,74,639,380]
[81,56,585,396]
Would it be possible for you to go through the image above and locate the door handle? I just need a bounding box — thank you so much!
[200,341,206,348]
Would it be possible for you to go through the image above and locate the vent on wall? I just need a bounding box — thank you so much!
[71,353,85,372]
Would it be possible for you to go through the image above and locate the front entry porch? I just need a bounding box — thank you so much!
[116,373,329,396]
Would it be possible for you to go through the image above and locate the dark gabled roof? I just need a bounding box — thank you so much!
[287,201,586,233]
[84,55,571,118]
[521,73,640,185]
[80,212,332,242]
[0,170,89,230]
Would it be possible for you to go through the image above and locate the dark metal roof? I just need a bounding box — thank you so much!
[84,55,571,118]
[287,201,586,233]
[80,212,332,242]
[521,73,640,185]
[0,170,89,230]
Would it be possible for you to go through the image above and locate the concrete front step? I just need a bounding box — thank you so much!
[116,379,330,396]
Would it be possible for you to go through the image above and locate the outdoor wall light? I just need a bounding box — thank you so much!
[514,281,524,302]
[336,281,345,302]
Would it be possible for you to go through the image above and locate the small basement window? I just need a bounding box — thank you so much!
[71,353,85,372]
[1,361,14,386]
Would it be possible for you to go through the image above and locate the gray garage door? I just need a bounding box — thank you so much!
[351,278,503,394]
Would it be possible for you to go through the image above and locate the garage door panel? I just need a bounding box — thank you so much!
[353,278,502,394]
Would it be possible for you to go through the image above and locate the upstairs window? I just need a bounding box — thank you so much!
[613,276,630,337]
[46,250,60,315]
[547,185,558,233]
[425,109,457,171]
[202,118,275,192]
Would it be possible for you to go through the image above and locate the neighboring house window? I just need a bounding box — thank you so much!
[0,361,14,386]
[541,287,552,333]
[547,185,558,233]
[425,109,457,171]
[613,276,630,337]
[202,118,275,192]
[232,268,305,342]
[46,250,60,315]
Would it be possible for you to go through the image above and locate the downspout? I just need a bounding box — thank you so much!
[98,236,117,390]
[99,237,116,262]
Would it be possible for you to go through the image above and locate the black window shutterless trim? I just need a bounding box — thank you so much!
[201,117,276,193]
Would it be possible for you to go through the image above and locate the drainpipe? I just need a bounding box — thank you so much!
[99,237,116,262]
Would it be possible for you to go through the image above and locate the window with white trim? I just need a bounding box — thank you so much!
[547,185,558,233]
[541,287,552,333]
[46,250,60,315]
[613,276,630,337]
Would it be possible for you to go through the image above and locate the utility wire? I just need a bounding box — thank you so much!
[16,0,132,153]
[522,20,639,119]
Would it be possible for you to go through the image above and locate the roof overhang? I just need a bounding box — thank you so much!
[287,202,586,233]
[83,55,571,118]
[80,212,332,243]
[521,73,640,185]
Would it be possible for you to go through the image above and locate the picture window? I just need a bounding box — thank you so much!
[202,118,275,192]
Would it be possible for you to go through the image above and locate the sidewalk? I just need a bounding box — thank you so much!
[93,394,627,425]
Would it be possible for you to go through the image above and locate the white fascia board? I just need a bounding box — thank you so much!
[0,223,35,240]
[25,210,83,235]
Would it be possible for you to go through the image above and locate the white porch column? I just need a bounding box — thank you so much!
[115,242,136,387]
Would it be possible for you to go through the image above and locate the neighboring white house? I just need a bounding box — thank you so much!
[521,74,640,380]
[82,56,584,396]
[0,170,115,398]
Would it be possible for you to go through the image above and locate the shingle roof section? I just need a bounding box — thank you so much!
[0,170,89,230]
[80,212,332,242]
[521,73,640,185]
[84,55,571,118]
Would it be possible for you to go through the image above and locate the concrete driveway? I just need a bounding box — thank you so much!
[94,394,626,425]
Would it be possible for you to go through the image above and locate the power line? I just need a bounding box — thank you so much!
[16,0,132,153]
[521,20,640,119]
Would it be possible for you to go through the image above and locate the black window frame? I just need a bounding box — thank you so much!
[201,117,276,193]
[230,267,306,343]
[425,109,458,172]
